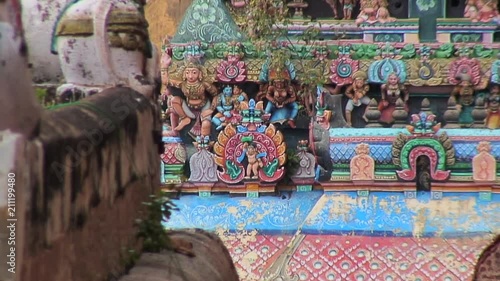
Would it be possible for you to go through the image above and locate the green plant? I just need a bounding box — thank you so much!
[35,88,47,104]
[136,193,178,253]
[244,0,327,88]
[284,148,300,180]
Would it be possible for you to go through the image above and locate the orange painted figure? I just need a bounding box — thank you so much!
[378,73,409,124]
[167,59,218,137]
[485,86,500,129]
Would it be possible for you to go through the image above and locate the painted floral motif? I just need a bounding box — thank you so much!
[416,0,436,12]
[330,46,360,86]
[172,0,245,44]
[192,2,217,24]
[216,58,247,82]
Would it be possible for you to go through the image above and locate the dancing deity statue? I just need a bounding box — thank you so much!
[344,71,370,127]
[212,85,248,130]
[167,58,218,137]
[379,73,409,124]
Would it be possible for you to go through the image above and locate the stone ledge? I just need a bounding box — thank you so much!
[26,88,161,254]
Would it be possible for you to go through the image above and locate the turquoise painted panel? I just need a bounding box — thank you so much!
[302,192,499,236]
[164,191,500,237]
[163,191,323,233]
[491,60,500,84]
[330,142,393,164]
[329,128,408,138]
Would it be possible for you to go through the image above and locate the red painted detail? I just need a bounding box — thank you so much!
[397,146,450,181]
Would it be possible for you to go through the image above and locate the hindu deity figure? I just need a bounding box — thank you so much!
[451,74,476,125]
[212,85,248,130]
[344,71,370,127]
[342,0,358,20]
[167,58,218,137]
[325,0,340,19]
[378,73,409,124]
[465,0,499,23]
[263,67,299,128]
[237,142,267,179]
[485,85,500,129]
[355,0,393,24]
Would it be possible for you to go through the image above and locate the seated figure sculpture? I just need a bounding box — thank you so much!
[465,0,500,23]
[344,71,370,127]
[451,74,476,126]
[485,85,500,129]
[355,0,395,24]
[167,58,218,137]
[263,67,299,128]
[212,85,248,130]
[379,73,409,125]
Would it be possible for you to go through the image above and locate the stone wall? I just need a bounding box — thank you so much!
[473,235,500,281]
[0,88,162,281]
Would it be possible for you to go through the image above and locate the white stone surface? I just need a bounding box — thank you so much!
[21,0,70,83]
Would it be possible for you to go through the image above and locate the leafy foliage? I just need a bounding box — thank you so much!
[136,193,178,253]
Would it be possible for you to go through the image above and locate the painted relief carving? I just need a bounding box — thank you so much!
[167,57,218,138]
[356,0,395,24]
[485,86,500,129]
[464,0,500,23]
[216,42,247,83]
[368,43,407,84]
[344,70,370,127]
[212,85,248,130]
[378,73,409,125]
[258,60,300,128]
[393,112,454,182]
[350,143,375,181]
[408,46,443,86]
[450,74,477,126]
[448,49,482,87]
[292,140,317,184]
[189,136,218,183]
[472,141,496,182]
[315,86,333,130]
[330,45,360,86]
[213,99,286,184]
[490,57,500,84]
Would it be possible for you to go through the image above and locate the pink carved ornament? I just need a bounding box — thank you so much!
[448,57,481,85]
[330,55,360,86]
[216,56,247,83]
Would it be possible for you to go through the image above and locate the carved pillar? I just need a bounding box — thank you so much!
[472,96,487,128]
[472,142,496,182]
[365,98,382,128]
[392,98,408,128]
[420,98,434,116]
[443,96,461,128]
[291,140,316,191]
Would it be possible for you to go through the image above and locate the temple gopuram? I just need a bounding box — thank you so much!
[159,1,500,280]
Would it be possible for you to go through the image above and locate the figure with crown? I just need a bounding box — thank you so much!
[212,85,248,131]
[166,57,218,138]
[344,70,370,127]
[258,61,300,128]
